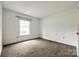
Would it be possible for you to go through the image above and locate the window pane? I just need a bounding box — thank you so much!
[20,20,30,36]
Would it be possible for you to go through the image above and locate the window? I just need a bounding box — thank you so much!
[19,20,30,36]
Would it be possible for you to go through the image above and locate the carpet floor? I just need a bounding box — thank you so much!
[1,39,77,57]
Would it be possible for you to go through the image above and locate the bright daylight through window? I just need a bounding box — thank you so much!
[20,20,30,36]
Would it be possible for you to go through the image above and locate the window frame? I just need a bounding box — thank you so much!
[19,19,30,36]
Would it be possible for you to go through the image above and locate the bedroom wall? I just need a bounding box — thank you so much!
[41,8,78,47]
[76,7,79,57]
[3,8,40,45]
[0,2,2,55]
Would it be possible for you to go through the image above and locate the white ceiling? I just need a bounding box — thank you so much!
[2,1,79,19]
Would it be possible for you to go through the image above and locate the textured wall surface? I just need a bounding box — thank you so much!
[0,2,2,56]
[41,8,77,47]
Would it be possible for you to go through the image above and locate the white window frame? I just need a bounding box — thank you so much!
[19,19,30,36]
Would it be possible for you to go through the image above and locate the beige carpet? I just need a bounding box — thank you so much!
[1,39,77,57]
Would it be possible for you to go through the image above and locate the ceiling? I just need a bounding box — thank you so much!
[2,1,79,19]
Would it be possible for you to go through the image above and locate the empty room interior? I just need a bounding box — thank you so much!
[0,1,79,57]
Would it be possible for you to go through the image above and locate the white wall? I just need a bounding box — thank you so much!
[76,8,79,56]
[41,8,78,47]
[3,8,40,45]
[0,2,2,55]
